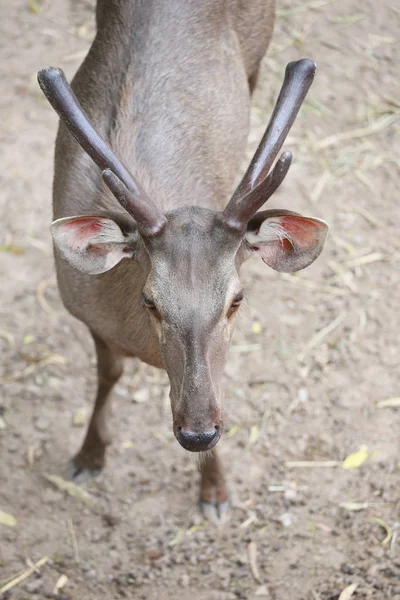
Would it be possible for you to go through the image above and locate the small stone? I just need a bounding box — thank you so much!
[132,388,150,403]
[180,573,190,587]
[0,416,6,430]
[284,489,297,504]
[255,584,270,597]
[278,512,292,527]
[86,569,97,579]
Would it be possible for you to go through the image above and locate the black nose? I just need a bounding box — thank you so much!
[176,426,220,452]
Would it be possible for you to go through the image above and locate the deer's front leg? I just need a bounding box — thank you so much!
[67,333,124,482]
[199,450,229,522]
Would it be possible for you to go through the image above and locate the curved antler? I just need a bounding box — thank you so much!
[221,59,317,232]
[37,67,166,237]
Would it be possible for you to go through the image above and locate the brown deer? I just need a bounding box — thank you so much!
[38,0,328,520]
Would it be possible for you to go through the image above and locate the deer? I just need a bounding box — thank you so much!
[37,0,328,521]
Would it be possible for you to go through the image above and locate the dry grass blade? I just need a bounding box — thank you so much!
[345,252,385,267]
[27,444,39,469]
[285,460,340,468]
[240,511,258,529]
[352,205,379,227]
[168,527,185,547]
[377,397,400,409]
[281,274,347,296]
[43,474,94,507]
[299,312,346,362]
[315,114,399,149]
[36,277,54,313]
[369,516,392,545]
[311,170,331,203]
[0,557,49,595]
[0,355,66,384]
[248,541,261,583]
[339,502,369,511]
[68,518,80,563]
[338,583,358,600]
[277,0,337,17]
[354,170,377,193]
[328,260,357,292]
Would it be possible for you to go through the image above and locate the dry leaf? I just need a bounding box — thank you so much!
[342,446,369,470]
[252,321,262,335]
[0,510,17,527]
[227,424,241,438]
[122,441,135,449]
[72,409,87,427]
[338,583,358,600]
[377,397,400,409]
[168,528,185,546]
[53,574,68,594]
[248,424,259,446]
[43,474,94,507]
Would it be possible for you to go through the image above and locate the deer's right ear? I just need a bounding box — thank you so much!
[51,216,139,275]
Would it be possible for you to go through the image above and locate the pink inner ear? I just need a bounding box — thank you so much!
[52,215,134,275]
[64,217,104,249]
[254,214,328,273]
[278,216,323,249]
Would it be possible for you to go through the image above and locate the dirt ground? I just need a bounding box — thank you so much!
[1,0,399,598]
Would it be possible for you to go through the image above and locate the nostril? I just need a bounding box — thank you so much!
[176,426,221,452]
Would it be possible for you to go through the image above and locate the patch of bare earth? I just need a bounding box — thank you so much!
[1,0,399,599]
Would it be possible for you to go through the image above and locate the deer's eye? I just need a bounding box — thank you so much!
[142,294,157,310]
[227,291,244,318]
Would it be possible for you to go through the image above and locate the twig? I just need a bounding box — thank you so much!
[0,557,49,595]
[248,541,261,583]
[315,114,399,150]
[285,460,340,468]
[68,518,80,563]
[299,312,346,362]
[0,355,66,384]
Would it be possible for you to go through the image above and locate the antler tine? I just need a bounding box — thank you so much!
[225,151,293,227]
[37,67,166,237]
[221,59,317,232]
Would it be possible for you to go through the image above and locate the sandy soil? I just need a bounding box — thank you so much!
[1,0,399,598]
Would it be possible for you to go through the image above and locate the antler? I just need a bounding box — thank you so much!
[37,67,166,237]
[221,59,317,232]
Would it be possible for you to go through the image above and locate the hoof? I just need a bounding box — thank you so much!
[65,459,103,484]
[200,499,230,523]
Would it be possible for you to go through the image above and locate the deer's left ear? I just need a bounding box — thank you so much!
[244,209,328,273]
